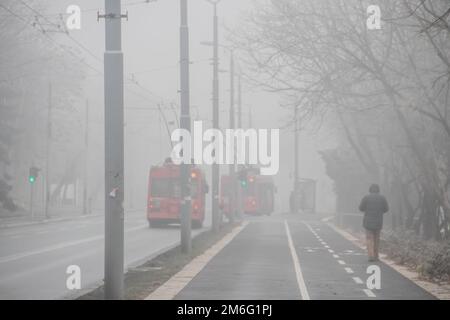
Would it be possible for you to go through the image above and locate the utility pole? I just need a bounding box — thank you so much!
[83,99,89,215]
[102,0,125,300]
[45,82,52,219]
[30,179,34,219]
[229,51,236,223]
[294,104,299,213]
[180,0,192,253]
[236,73,243,219]
[238,74,242,129]
[207,0,221,233]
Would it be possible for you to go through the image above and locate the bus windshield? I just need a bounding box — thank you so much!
[151,178,179,198]
[151,177,198,198]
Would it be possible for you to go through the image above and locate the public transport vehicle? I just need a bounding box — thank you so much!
[242,172,275,215]
[219,175,234,219]
[147,158,208,228]
[220,168,276,217]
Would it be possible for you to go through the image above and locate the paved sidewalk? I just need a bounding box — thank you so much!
[150,214,437,300]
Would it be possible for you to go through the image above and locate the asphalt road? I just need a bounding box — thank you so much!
[0,210,210,300]
[175,213,436,300]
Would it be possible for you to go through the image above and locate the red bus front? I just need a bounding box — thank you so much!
[147,163,207,228]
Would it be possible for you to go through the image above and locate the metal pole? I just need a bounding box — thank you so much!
[30,183,34,220]
[83,99,89,215]
[294,105,299,213]
[236,73,243,219]
[229,51,236,223]
[237,73,243,218]
[238,74,242,129]
[104,0,124,300]
[45,82,52,219]
[211,1,220,232]
[180,0,192,253]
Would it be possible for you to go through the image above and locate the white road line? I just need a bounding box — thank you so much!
[333,254,339,258]
[9,235,24,240]
[284,220,310,300]
[324,245,330,248]
[35,231,50,235]
[146,222,249,300]
[328,249,334,253]
[363,289,376,298]
[344,267,354,274]
[0,225,145,264]
[352,277,363,284]
[337,260,346,265]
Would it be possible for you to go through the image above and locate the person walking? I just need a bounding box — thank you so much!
[359,184,389,262]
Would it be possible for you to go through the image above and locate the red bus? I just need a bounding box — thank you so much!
[242,173,275,216]
[219,175,234,220]
[147,159,208,228]
[220,171,275,217]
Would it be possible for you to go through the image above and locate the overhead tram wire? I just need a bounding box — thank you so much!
[5,0,198,109]
[0,3,102,77]
[18,0,169,102]
[2,2,175,150]
[1,3,174,143]
[4,0,155,18]
[12,0,174,114]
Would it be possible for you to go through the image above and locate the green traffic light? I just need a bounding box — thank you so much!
[240,180,247,188]
[29,176,35,183]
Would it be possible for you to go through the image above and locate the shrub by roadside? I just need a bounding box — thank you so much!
[381,230,450,283]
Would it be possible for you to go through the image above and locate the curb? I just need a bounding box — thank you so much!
[0,213,104,229]
[64,225,211,300]
[146,221,248,300]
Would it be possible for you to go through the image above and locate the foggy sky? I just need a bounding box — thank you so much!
[44,0,336,213]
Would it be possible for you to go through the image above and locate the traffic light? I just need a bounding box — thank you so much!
[238,169,248,188]
[29,167,40,184]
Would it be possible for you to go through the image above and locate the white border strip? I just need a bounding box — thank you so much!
[284,220,311,300]
[146,222,249,300]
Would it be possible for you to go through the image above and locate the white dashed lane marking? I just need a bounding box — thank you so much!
[363,289,376,298]
[345,267,354,274]
[353,277,363,284]
[305,222,382,299]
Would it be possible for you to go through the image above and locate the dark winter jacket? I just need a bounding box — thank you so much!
[359,193,389,231]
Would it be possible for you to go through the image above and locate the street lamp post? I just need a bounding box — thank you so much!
[293,104,299,214]
[180,0,192,253]
[200,41,238,224]
[236,73,243,220]
[103,0,125,299]
[206,0,221,232]
[229,50,236,223]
